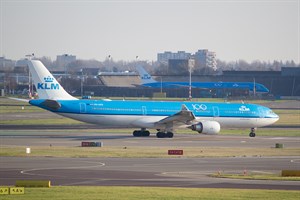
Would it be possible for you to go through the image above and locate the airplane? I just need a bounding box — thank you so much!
[137,66,269,93]
[18,59,279,138]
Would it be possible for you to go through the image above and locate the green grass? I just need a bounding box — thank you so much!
[273,109,300,126]
[211,173,300,181]
[0,186,299,200]
[1,126,300,137]
[3,127,298,138]
[0,97,29,105]
[1,145,299,158]
[0,105,45,113]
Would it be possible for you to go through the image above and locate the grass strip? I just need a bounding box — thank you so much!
[1,127,300,137]
[1,146,299,158]
[0,186,299,200]
[211,173,300,181]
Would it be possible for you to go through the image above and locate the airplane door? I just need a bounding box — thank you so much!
[142,106,147,115]
[80,103,86,113]
[213,106,219,117]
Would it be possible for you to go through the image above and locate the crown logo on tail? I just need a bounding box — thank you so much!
[44,76,54,83]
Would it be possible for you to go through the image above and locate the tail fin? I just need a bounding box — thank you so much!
[27,60,77,100]
[136,65,157,84]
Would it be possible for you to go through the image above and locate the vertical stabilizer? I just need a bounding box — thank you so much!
[136,65,157,84]
[27,60,77,100]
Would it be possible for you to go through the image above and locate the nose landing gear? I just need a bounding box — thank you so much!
[249,128,256,137]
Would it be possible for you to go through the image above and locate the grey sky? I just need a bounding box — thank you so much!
[1,0,299,63]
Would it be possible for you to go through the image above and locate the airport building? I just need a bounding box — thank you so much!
[2,55,299,99]
[157,49,217,71]
[3,65,300,98]
[0,57,14,69]
[194,49,217,70]
[157,51,191,64]
[168,59,190,75]
[56,54,76,68]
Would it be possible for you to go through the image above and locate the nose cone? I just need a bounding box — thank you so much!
[257,106,280,127]
[267,109,280,125]
[271,114,279,123]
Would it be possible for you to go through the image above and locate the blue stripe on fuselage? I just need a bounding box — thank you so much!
[29,99,278,119]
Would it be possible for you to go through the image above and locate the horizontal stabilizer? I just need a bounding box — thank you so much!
[8,97,30,103]
[41,99,61,110]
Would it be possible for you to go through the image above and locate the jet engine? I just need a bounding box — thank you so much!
[190,121,221,135]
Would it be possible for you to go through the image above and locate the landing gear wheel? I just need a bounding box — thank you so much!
[143,130,150,137]
[249,128,256,137]
[166,132,174,138]
[156,132,174,138]
[133,130,139,137]
[156,132,165,138]
[133,130,150,137]
[249,132,256,137]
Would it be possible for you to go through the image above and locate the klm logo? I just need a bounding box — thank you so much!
[239,106,250,112]
[37,76,59,90]
[142,74,151,80]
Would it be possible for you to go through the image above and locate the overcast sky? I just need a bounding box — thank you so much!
[1,0,299,63]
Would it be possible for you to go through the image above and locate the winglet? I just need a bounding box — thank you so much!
[8,97,29,103]
[181,104,189,111]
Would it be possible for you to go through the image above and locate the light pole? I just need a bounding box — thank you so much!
[160,76,163,93]
[81,69,83,97]
[25,53,34,98]
[108,55,111,71]
[188,58,195,100]
[253,77,256,97]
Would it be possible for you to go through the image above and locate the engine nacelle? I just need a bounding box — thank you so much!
[190,121,221,135]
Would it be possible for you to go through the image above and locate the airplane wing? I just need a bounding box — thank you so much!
[155,104,196,128]
[41,99,61,110]
[8,97,30,103]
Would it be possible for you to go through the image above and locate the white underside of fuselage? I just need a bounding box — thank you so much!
[58,112,278,129]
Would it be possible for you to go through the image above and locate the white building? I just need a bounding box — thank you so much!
[0,57,14,69]
[194,49,217,70]
[157,51,191,64]
[157,49,217,70]
[56,54,76,68]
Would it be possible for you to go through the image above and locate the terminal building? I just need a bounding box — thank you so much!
[83,67,298,98]
[2,66,300,98]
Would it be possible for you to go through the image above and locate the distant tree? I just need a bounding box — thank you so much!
[154,63,168,75]
[112,66,118,72]
[37,56,54,69]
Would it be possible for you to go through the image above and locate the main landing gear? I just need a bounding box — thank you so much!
[132,128,174,138]
[249,128,256,137]
[156,131,174,138]
[132,128,150,137]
